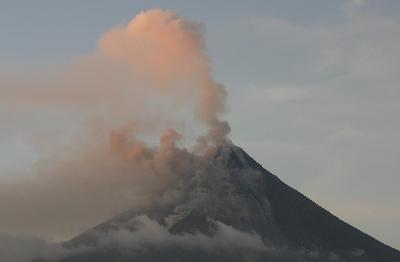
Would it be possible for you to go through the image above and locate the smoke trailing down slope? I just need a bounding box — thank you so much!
[0,9,230,241]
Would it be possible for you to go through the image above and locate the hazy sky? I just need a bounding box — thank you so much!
[0,0,399,249]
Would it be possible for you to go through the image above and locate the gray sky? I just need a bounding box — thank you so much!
[0,0,399,249]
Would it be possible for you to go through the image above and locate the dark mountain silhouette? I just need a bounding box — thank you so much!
[47,142,400,262]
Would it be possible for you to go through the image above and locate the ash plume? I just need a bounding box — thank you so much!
[98,9,230,143]
[0,9,230,241]
[0,9,229,144]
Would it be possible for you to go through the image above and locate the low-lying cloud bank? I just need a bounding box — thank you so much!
[2,215,353,262]
[0,234,78,262]
[0,216,271,262]
[99,215,269,252]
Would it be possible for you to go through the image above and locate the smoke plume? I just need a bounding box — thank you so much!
[0,9,230,241]
[0,9,229,143]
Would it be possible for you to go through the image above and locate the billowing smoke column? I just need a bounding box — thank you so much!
[0,9,230,146]
[0,9,231,241]
[98,9,230,145]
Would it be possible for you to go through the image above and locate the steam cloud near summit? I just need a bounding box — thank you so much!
[0,9,230,240]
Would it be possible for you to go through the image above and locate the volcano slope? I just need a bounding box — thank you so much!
[47,142,400,262]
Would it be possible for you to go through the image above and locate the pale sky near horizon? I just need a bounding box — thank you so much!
[1,0,400,249]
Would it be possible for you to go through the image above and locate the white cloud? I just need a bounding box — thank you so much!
[100,215,270,252]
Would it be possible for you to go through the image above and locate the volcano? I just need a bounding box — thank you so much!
[47,142,400,262]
